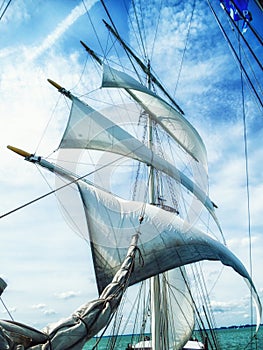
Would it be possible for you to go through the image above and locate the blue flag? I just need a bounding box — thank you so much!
[220,0,252,32]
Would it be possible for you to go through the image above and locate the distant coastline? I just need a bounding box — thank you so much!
[92,324,262,339]
[214,324,262,330]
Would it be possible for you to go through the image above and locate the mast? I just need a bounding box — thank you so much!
[146,59,161,350]
[145,58,167,350]
[81,31,177,350]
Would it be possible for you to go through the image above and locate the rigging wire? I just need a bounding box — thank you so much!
[238,32,256,348]
[197,264,220,348]
[220,3,263,107]
[0,297,14,321]
[188,263,220,349]
[0,0,12,21]
[178,267,216,349]
[0,147,144,221]
[149,0,163,62]
[231,0,263,46]
[207,0,263,112]
[173,0,196,96]
[35,165,89,242]
[100,0,143,82]
[34,94,70,156]
[82,0,107,59]
[208,1,259,346]
[131,0,147,60]
[222,5,263,71]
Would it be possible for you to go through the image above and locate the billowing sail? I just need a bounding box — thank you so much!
[59,95,219,228]
[102,65,208,168]
[162,269,195,349]
[77,180,262,330]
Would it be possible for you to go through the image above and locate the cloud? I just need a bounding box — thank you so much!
[31,304,46,310]
[210,300,240,313]
[43,309,57,316]
[26,3,88,61]
[54,291,81,300]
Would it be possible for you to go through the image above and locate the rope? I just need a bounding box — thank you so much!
[222,7,263,71]
[82,0,107,59]
[173,0,196,95]
[207,0,263,111]
[100,0,142,82]
[178,266,216,349]
[35,166,89,242]
[231,0,263,46]
[149,0,163,62]
[131,0,147,60]
[0,297,14,321]
[0,0,12,21]
[239,34,255,348]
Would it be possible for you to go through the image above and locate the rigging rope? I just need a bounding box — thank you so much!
[100,0,143,83]
[173,0,196,96]
[0,297,14,321]
[208,1,258,346]
[238,33,256,348]
[0,148,142,220]
[35,165,89,242]
[82,0,107,60]
[222,6,263,71]
[207,0,263,111]
[149,0,163,62]
[131,0,147,60]
[0,0,12,21]
[178,267,216,349]
[231,0,263,46]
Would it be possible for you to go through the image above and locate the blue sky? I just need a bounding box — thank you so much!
[0,0,262,333]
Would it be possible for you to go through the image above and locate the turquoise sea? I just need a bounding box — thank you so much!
[83,326,263,349]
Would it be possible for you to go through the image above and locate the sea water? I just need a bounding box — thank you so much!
[83,326,263,349]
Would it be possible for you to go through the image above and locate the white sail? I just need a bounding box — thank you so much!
[102,65,207,169]
[160,269,195,349]
[77,180,262,330]
[59,95,219,228]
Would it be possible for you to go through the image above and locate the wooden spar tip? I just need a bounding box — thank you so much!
[47,79,71,97]
[7,145,32,158]
[47,79,62,90]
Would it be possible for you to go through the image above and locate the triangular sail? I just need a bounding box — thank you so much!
[77,180,262,330]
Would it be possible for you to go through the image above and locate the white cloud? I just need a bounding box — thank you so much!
[43,309,57,316]
[31,304,46,310]
[26,3,88,61]
[54,291,81,300]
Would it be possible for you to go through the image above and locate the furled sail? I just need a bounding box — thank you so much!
[77,180,262,330]
[59,95,219,228]
[102,65,207,169]
[0,234,139,350]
